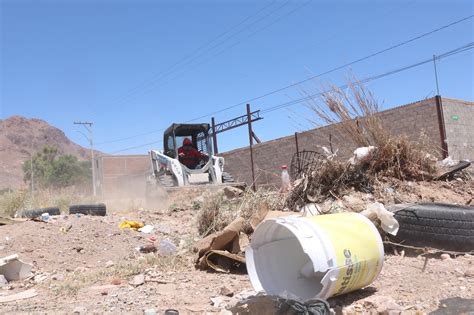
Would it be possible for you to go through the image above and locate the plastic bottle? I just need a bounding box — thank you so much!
[280,165,291,193]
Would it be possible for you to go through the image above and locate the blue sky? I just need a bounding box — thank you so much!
[1,0,473,155]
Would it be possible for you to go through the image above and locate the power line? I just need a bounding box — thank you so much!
[162,14,474,123]
[97,14,473,148]
[261,42,474,114]
[109,0,289,108]
[108,42,473,154]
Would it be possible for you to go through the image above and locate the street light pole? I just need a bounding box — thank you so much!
[74,121,96,196]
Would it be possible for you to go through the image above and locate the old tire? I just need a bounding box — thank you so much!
[19,207,60,218]
[222,172,234,183]
[391,203,474,252]
[69,203,106,216]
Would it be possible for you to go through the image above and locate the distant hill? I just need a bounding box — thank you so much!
[0,116,101,190]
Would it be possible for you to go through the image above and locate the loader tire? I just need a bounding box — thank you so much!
[222,172,234,183]
[19,207,60,218]
[69,203,106,216]
[158,174,176,187]
[391,203,474,252]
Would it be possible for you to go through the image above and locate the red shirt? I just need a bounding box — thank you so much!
[178,147,203,169]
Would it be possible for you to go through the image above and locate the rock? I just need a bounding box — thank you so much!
[210,296,226,308]
[0,275,8,287]
[73,306,87,314]
[100,290,108,296]
[130,274,145,287]
[362,295,402,314]
[105,260,114,268]
[440,253,451,260]
[219,286,234,297]
[464,268,474,278]
[223,186,243,199]
[111,278,122,285]
[144,309,157,315]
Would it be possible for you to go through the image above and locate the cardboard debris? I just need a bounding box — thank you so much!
[0,218,25,226]
[0,289,38,303]
[198,250,246,273]
[0,254,33,281]
[194,217,244,258]
[249,205,292,231]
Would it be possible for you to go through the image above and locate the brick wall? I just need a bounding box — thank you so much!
[221,97,448,186]
[442,98,474,161]
[97,155,150,197]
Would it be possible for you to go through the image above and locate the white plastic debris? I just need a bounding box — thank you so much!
[361,202,399,236]
[438,156,456,167]
[0,254,33,281]
[138,225,154,234]
[349,146,376,165]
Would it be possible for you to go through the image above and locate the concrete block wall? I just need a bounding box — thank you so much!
[97,155,150,197]
[442,98,474,161]
[220,97,448,186]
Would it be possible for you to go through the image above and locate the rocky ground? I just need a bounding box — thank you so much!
[0,201,473,314]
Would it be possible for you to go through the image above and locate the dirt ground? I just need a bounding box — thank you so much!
[0,200,473,314]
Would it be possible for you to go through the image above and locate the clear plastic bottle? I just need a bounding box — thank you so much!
[280,165,291,193]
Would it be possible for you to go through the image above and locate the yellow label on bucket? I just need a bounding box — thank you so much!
[305,213,383,296]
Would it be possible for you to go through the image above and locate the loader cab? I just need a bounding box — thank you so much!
[163,123,212,169]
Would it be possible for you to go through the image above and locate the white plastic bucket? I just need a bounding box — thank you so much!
[246,212,384,300]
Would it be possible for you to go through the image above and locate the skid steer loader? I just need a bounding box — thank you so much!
[146,123,235,199]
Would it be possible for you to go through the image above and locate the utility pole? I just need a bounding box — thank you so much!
[432,54,440,96]
[74,121,96,196]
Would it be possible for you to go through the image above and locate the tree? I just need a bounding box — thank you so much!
[22,145,91,189]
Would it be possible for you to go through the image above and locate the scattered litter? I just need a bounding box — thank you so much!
[198,250,245,273]
[60,223,72,233]
[349,146,376,165]
[361,202,399,236]
[159,239,177,255]
[0,289,38,303]
[0,254,33,281]
[144,309,157,315]
[41,213,50,222]
[211,296,227,308]
[118,220,144,230]
[228,294,331,315]
[138,244,157,254]
[138,225,154,234]
[0,275,7,288]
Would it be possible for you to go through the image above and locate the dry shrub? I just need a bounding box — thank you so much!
[197,188,285,236]
[197,191,238,236]
[287,77,438,209]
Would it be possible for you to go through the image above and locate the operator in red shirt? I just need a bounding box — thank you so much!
[178,138,205,169]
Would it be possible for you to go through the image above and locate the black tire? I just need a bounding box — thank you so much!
[222,172,234,183]
[390,203,474,252]
[69,203,106,216]
[158,174,176,187]
[435,160,471,180]
[19,207,60,218]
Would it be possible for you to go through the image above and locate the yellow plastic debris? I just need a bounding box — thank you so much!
[119,220,144,230]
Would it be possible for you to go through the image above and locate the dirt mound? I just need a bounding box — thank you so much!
[0,116,101,190]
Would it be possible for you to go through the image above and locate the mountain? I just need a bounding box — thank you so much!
[0,116,99,190]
